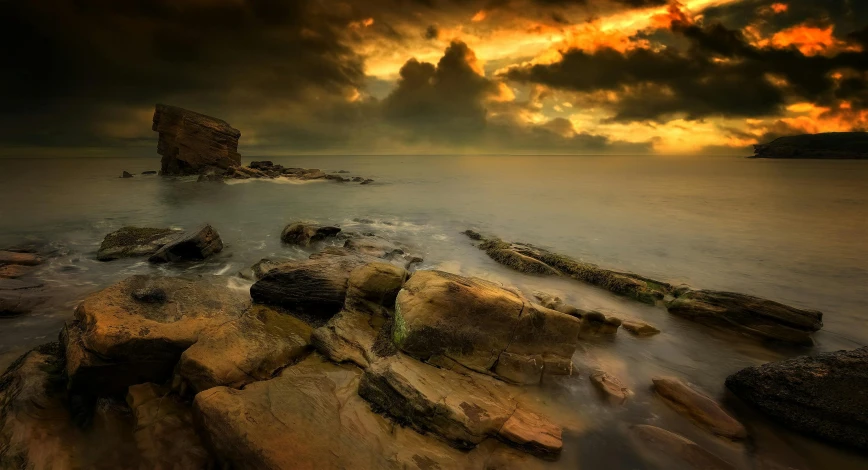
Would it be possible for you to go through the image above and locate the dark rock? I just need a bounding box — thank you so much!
[132,287,168,304]
[0,264,35,279]
[148,224,223,263]
[753,132,868,159]
[726,347,868,451]
[280,222,341,246]
[360,178,374,185]
[196,171,224,183]
[353,218,375,224]
[141,170,158,175]
[152,104,242,175]
[667,289,823,345]
[249,160,274,170]
[325,174,349,182]
[463,229,484,240]
[335,170,350,173]
[352,176,363,182]
[97,227,183,261]
[0,278,48,317]
[121,171,134,178]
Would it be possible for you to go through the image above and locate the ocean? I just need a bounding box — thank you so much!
[1,154,866,468]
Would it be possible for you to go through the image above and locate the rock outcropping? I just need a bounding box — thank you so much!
[753,132,868,159]
[153,104,242,175]
[726,347,868,451]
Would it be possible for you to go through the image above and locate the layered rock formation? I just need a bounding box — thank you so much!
[96,227,183,261]
[152,104,242,175]
[753,132,868,159]
[726,347,868,451]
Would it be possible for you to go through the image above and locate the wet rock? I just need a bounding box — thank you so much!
[126,383,213,468]
[0,264,34,279]
[335,170,350,173]
[153,104,242,175]
[532,291,581,317]
[131,287,168,304]
[311,309,382,369]
[250,254,369,321]
[0,343,78,470]
[344,262,407,315]
[241,257,292,281]
[148,224,223,263]
[667,289,823,345]
[475,236,671,304]
[299,168,327,180]
[652,377,747,440]
[630,425,736,470]
[394,270,580,383]
[463,229,484,240]
[622,320,660,337]
[0,278,48,317]
[0,250,43,266]
[352,176,364,182]
[121,171,134,178]
[196,171,225,182]
[325,174,349,182]
[249,160,273,170]
[177,305,312,394]
[141,170,158,175]
[360,178,374,185]
[97,227,183,261]
[359,354,562,459]
[580,310,622,335]
[725,347,868,451]
[194,354,500,469]
[280,222,341,246]
[590,370,630,405]
[62,275,249,396]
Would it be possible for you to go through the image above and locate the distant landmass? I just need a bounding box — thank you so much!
[752,132,868,159]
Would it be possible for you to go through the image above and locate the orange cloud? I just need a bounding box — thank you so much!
[650,2,692,30]
[471,10,486,22]
[781,102,868,134]
[770,3,788,14]
[755,23,863,56]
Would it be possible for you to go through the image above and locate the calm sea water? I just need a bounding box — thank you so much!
[0,155,866,468]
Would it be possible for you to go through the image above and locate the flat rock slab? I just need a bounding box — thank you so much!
[193,355,515,469]
[590,370,631,405]
[64,275,249,396]
[178,305,312,394]
[359,354,563,459]
[97,227,183,261]
[667,289,822,345]
[0,251,43,266]
[726,347,868,451]
[653,377,747,440]
[311,309,382,369]
[0,278,47,317]
[622,320,660,336]
[0,264,37,279]
[630,425,736,470]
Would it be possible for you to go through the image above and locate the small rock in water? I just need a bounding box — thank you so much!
[121,171,134,178]
[141,170,158,175]
[280,222,341,246]
[360,178,374,185]
[463,229,484,240]
[132,288,168,304]
[652,377,747,440]
[148,224,223,263]
[622,320,660,337]
[590,370,631,404]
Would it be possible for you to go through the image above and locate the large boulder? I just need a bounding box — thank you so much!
[725,347,868,451]
[148,224,223,263]
[652,377,747,440]
[177,305,312,394]
[0,278,48,317]
[393,270,580,384]
[152,104,242,175]
[359,354,562,459]
[126,383,213,468]
[250,254,369,322]
[96,227,183,261]
[311,310,383,369]
[666,289,823,345]
[280,222,341,246]
[344,262,407,315]
[193,355,514,469]
[63,275,249,396]
[0,343,78,469]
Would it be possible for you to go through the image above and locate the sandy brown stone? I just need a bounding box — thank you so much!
[630,425,736,470]
[622,320,661,336]
[0,251,43,266]
[0,264,34,279]
[653,377,747,440]
[590,370,631,405]
[280,222,341,246]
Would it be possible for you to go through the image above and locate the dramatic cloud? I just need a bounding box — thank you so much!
[1,0,866,155]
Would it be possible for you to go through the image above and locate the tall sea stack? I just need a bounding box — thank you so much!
[152,104,242,175]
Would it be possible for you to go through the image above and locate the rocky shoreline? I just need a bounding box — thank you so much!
[1,217,865,469]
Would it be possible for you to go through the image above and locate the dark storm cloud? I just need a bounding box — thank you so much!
[505,12,868,123]
[701,0,868,35]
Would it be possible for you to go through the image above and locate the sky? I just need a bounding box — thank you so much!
[3,0,867,156]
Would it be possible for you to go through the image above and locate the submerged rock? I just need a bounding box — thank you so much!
[177,305,312,394]
[0,278,48,317]
[152,104,242,175]
[652,377,747,441]
[359,354,563,459]
[121,171,134,178]
[667,289,823,345]
[148,224,223,263]
[621,320,661,337]
[393,270,580,384]
[63,275,249,396]
[280,222,341,246]
[726,347,868,451]
[0,250,43,266]
[141,170,158,175]
[96,227,182,261]
[0,264,34,279]
[629,425,736,470]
